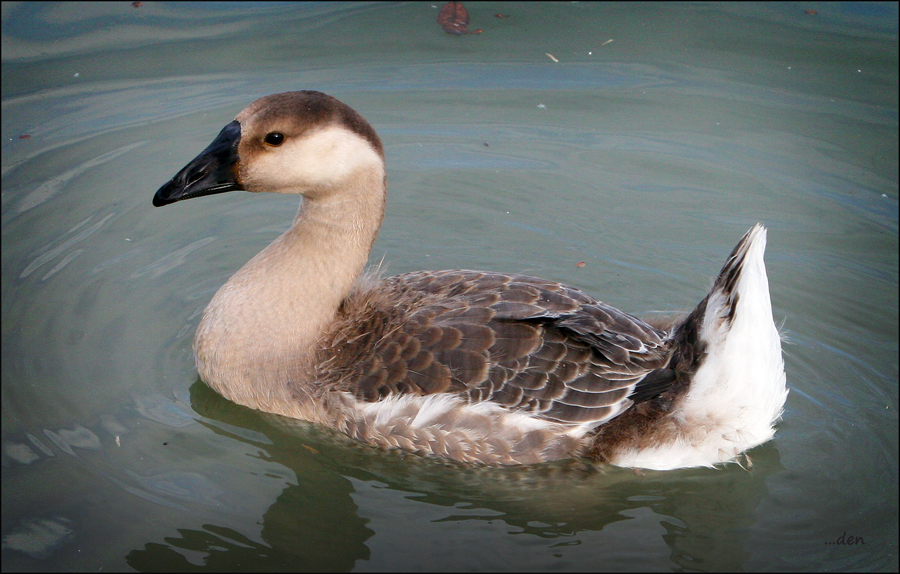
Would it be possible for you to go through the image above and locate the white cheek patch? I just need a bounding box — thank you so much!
[242,126,382,195]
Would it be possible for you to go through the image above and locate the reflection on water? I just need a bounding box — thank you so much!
[2,1,897,572]
[124,390,374,572]
[120,381,783,572]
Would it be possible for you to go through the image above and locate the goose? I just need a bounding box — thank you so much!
[153,91,787,470]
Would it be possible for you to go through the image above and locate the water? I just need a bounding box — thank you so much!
[2,2,897,571]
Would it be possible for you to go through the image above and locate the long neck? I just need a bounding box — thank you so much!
[194,166,386,415]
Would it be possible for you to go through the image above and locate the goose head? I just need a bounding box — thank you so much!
[153,91,385,207]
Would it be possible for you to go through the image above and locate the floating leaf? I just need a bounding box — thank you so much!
[438,1,469,35]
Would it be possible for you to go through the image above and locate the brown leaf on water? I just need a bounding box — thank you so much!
[495,13,509,18]
[438,1,469,35]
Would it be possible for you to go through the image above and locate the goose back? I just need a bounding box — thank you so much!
[313,270,681,464]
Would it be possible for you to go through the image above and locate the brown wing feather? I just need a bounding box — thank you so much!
[319,270,672,428]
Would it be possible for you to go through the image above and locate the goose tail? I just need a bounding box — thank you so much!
[671,224,788,461]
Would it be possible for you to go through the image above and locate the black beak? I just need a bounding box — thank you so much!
[153,120,244,207]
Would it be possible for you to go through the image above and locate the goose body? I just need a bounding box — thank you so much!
[154,91,787,470]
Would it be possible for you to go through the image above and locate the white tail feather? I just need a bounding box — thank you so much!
[613,225,788,470]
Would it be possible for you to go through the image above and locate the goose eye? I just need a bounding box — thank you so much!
[264,132,285,146]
